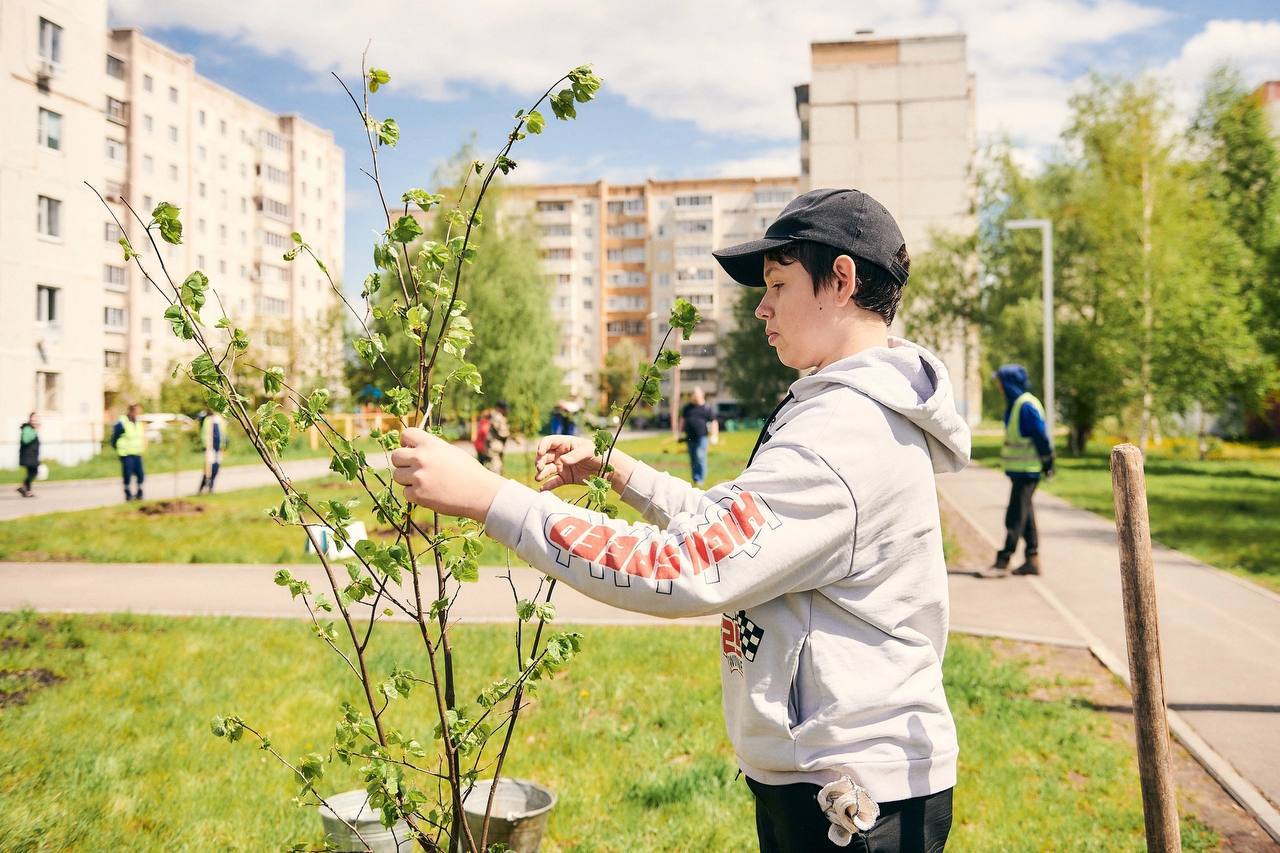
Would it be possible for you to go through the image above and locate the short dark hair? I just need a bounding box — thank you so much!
[763,240,910,324]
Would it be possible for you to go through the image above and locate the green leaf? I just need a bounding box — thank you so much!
[669,297,700,340]
[377,117,400,148]
[593,428,613,456]
[657,349,682,369]
[401,189,444,213]
[448,362,483,394]
[179,270,209,314]
[190,353,218,386]
[368,68,390,92]
[550,89,577,121]
[151,201,183,244]
[118,236,137,261]
[384,386,413,418]
[533,601,557,622]
[205,390,230,415]
[515,599,536,622]
[525,109,545,135]
[263,366,285,396]
[352,333,386,364]
[229,327,249,352]
[373,241,397,271]
[163,304,195,340]
[494,155,517,175]
[360,273,381,299]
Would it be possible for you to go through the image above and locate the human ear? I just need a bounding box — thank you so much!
[832,255,857,306]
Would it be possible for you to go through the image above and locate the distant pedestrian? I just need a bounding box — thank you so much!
[197,410,227,494]
[16,413,41,498]
[475,401,511,474]
[112,403,147,502]
[987,364,1054,577]
[680,386,718,486]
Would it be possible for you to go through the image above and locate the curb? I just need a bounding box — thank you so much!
[940,488,1280,844]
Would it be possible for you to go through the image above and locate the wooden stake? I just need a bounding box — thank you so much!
[1110,443,1181,852]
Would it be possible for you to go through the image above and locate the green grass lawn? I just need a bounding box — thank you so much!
[0,611,1216,851]
[972,435,1280,592]
[0,434,758,565]
[0,427,351,485]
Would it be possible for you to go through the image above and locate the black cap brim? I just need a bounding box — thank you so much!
[712,236,794,287]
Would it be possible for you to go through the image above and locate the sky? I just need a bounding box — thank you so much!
[106,0,1280,291]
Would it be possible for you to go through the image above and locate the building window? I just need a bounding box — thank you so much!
[218,259,227,274]
[675,194,713,208]
[141,317,152,335]
[143,74,153,92]
[607,295,648,311]
[260,130,285,151]
[261,230,290,250]
[104,350,125,369]
[142,155,154,174]
[37,196,61,237]
[536,200,569,213]
[169,164,179,181]
[143,114,153,133]
[168,125,178,143]
[542,248,572,260]
[104,264,127,291]
[259,197,290,220]
[198,109,206,126]
[143,195,152,210]
[36,372,60,412]
[197,144,206,160]
[606,320,646,335]
[677,267,715,282]
[607,271,646,287]
[104,221,123,242]
[169,86,178,103]
[142,357,152,374]
[219,154,228,170]
[219,224,227,241]
[198,182,207,198]
[105,137,126,161]
[677,219,712,234]
[104,307,127,329]
[106,54,125,79]
[219,119,227,135]
[36,285,59,324]
[683,293,715,307]
[37,108,61,150]
[106,97,128,125]
[257,296,288,315]
[38,18,62,65]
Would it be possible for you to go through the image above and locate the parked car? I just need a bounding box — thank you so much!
[136,412,195,442]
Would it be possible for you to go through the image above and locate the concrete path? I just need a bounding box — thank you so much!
[937,462,1280,836]
[0,458,333,521]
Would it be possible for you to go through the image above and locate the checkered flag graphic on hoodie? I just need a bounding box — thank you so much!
[733,611,764,662]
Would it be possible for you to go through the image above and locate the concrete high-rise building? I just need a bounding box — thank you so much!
[796,33,980,422]
[1,0,344,466]
[502,177,796,407]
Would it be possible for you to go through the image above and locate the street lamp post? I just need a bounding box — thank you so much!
[1006,219,1055,440]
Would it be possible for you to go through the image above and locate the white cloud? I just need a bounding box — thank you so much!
[108,0,1176,153]
[712,147,800,179]
[1156,19,1280,119]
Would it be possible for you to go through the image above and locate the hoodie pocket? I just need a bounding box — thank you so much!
[787,631,810,736]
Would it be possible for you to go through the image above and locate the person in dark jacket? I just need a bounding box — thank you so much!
[986,364,1055,576]
[16,413,41,498]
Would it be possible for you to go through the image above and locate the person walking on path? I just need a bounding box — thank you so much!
[111,403,146,502]
[16,414,41,498]
[475,401,511,475]
[391,188,969,852]
[680,387,718,487]
[197,410,227,494]
[986,364,1055,577]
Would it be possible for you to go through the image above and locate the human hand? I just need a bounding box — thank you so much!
[390,428,505,520]
[1041,455,1056,480]
[534,435,636,493]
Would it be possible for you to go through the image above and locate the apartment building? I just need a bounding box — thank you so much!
[796,33,982,422]
[501,177,796,406]
[1,0,345,465]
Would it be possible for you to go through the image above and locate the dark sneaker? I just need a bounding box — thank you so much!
[1013,555,1042,576]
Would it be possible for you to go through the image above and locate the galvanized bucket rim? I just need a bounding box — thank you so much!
[461,777,557,822]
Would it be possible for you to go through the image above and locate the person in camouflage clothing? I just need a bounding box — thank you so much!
[476,401,511,474]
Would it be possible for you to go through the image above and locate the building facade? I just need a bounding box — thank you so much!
[501,177,796,407]
[1,0,344,466]
[796,33,981,423]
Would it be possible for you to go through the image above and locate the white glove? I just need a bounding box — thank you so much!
[817,775,879,847]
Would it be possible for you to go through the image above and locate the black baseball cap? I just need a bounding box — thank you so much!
[712,188,909,288]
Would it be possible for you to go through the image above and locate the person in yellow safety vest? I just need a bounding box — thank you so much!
[111,403,147,502]
[986,364,1055,577]
[197,410,227,494]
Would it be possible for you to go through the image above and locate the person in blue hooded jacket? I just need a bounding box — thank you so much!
[988,364,1055,576]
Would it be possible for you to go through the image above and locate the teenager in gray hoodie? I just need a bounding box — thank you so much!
[391,188,971,852]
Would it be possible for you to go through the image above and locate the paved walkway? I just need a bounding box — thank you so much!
[0,458,334,521]
[937,462,1280,837]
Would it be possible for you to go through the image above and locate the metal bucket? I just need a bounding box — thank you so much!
[318,790,414,852]
[459,778,557,853]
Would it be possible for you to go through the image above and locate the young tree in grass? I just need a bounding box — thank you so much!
[600,338,646,405]
[722,288,795,417]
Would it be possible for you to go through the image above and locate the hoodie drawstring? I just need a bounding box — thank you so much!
[748,392,794,466]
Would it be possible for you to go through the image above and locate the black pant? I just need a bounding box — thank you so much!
[120,455,144,497]
[997,476,1039,561]
[22,466,37,491]
[747,777,953,853]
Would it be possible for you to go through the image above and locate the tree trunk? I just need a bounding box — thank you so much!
[1197,404,1208,461]
[1069,420,1092,456]
[1137,121,1156,449]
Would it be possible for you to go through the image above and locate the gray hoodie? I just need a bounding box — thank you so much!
[485,337,971,802]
